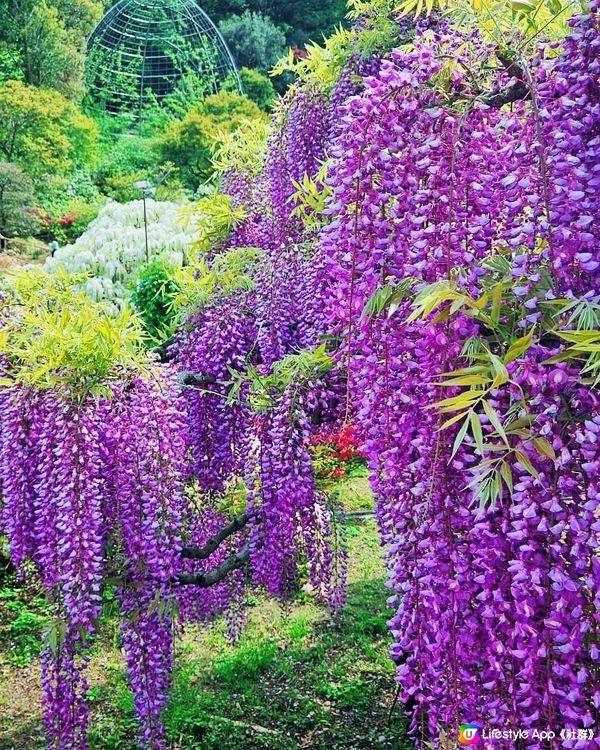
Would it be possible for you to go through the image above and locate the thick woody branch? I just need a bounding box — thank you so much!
[178,371,218,386]
[480,80,530,108]
[481,52,530,107]
[448,53,530,109]
[181,511,254,560]
[176,543,250,587]
[448,78,530,109]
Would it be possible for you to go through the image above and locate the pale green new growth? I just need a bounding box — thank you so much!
[0,267,147,394]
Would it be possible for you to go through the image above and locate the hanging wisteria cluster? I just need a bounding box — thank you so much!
[45,199,196,306]
[313,2,600,746]
[0,372,188,749]
[187,0,600,743]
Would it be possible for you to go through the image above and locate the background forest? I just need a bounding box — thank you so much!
[0,0,345,249]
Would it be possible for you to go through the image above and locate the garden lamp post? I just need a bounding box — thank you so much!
[133,179,157,264]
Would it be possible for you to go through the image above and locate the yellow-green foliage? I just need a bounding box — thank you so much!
[211,119,271,178]
[0,80,98,181]
[179,193,248,257]
[155,91,267,189]
[271,25,354,91]
[0,268,146,394]
[397,0,578,48]
[290,165,332,231]
[272,0,577,95]
[169,246,262,316]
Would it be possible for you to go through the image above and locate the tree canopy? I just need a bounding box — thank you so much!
[0,0,102,99]
[0,80,98,180]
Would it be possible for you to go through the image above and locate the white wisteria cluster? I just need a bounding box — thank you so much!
[45,200,195,305]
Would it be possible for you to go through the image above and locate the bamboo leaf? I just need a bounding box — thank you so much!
[439,411,469,430]
[555,330,600,343]
[449,297,466,314]
[515,450,539,478]
[428,390,483,411]
[436,366,489,378]
[470,411,484,455]
[488,352,510,388]
[491,282,504,326]
[504,327,536,365]
[482,399,510,446]
[472,292,489,311]
[507,416,535,430]
[432,305,452,324]
[499,460,513,495]
[532,437,556,461]
[433,375,490,387]
[543,351,573,365]
[451,415,470,459]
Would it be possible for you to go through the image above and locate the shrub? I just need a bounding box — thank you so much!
[155,91,266,189]
[0,81,98,181]
[49,198,105,244]
[93,134,162,200]
[0,162,38,237]
[130,261,179,341]
[219,12,286,74]
[226,67,277,111]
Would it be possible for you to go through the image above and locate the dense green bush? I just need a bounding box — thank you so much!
[130,261,179,341]
[155,91,266,190]
[0,162,38,237]
[0,81,98,182]
[219,11,286,74]
[0,0,103,100]
[226,67,277,111]
[49,198,105,244]
[201,0,347,47]
[93,129,161,201]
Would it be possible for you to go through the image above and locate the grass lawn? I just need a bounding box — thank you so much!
[0,485,411,750]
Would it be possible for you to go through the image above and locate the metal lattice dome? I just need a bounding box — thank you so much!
[86,0,241,117]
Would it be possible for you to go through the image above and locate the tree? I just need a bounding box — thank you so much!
[0,80,98,180]
[0,0,102,99]
[219,11,287,74]
[0,46,23,85]
[254,0,348,46]
[22,1,84,99]
[232,67,277,110]
[194,0,347,47]
[0,161,37,236]
[155,91,266,189]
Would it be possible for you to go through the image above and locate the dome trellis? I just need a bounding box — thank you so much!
[86,0,241,118]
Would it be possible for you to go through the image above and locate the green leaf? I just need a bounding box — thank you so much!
[433,375,490,387]
[428,389,483,413]
[499,460,513,495]
[439,411,469,430]
[507,415,535,431]
[515,450,539,478]
[555,330,600,343]
[504,326,536,365]
[488,352,510,388]
[47,619,66,658]
[470,411,484,455]
[482,399,510,446]
[451,415,470,459]
[490,282,504,326]
[532,437,556,461]
[360,279,414,321]
[437,366,489,378]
